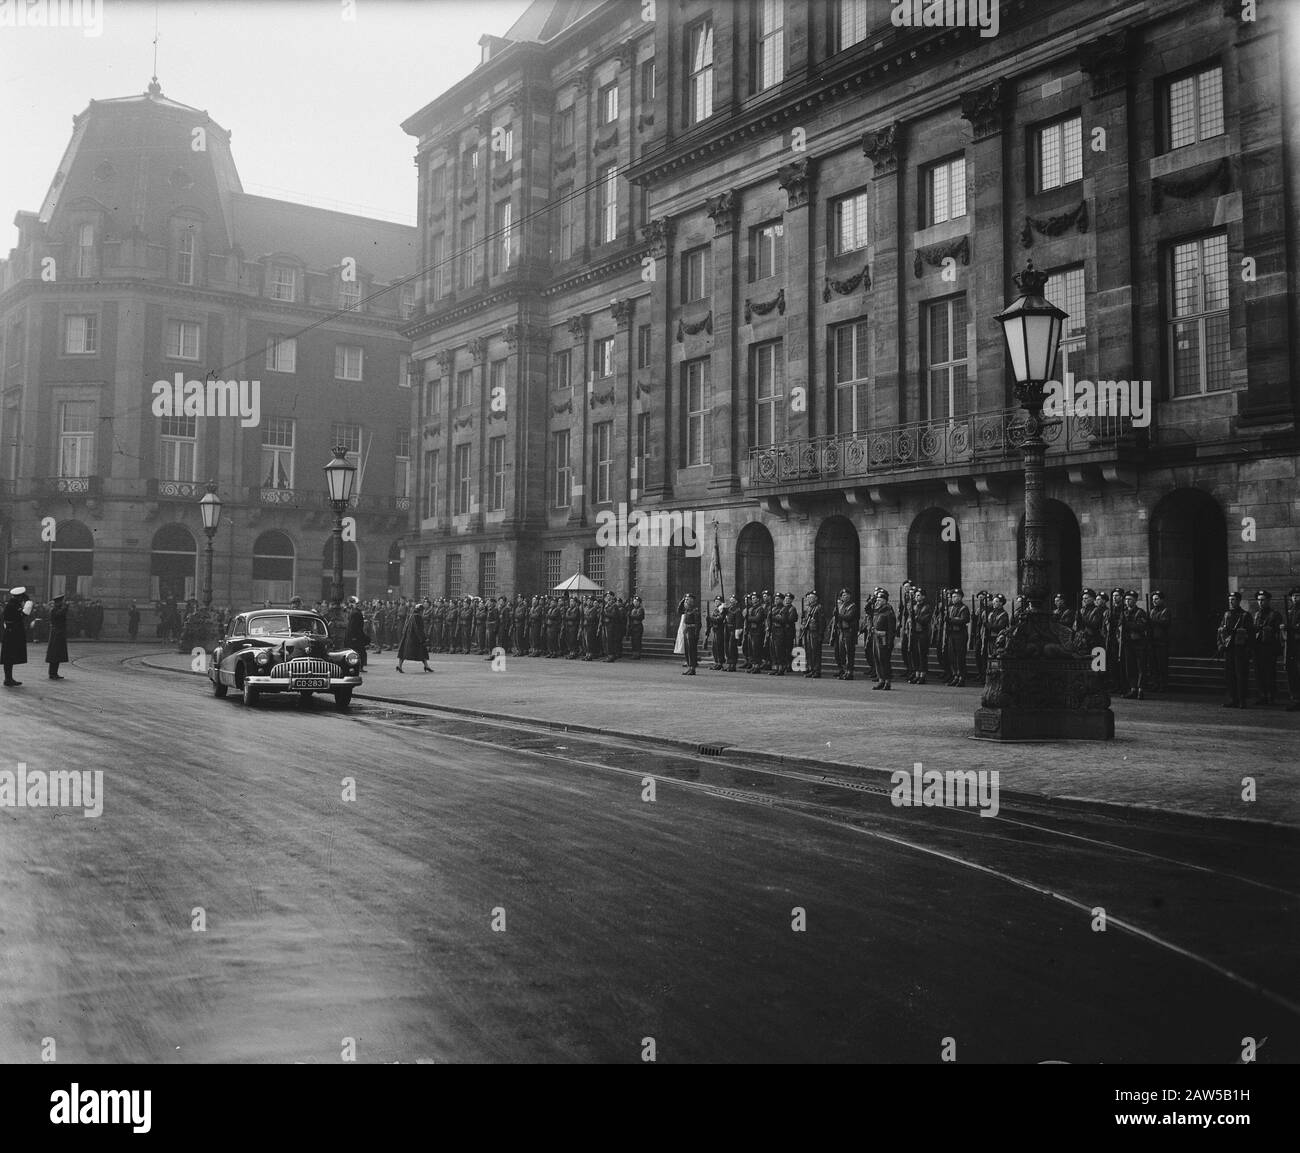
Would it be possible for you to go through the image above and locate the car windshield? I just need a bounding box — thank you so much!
[247,614,328,637]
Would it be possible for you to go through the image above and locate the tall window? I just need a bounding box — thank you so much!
[59,401,95,477]
[599,82,619,126]
[552,349,572,390]
[335,345,364,381]
[262,418,295,489]
[1165,65,1225,151]
[752,340,784,446]
[551,429,572,509]
[479,552,497,599]
[1169,233,1230,397]
[499,125,514,163]
[75,223,95,278]
[166,320,200,360]
[832,320,870,434]
[455,368,473,408]
[592,421,613,504]
[595,335,616,378]
[428,165,445,212]
[683,358,711,466]
[415,555,430,599]
[494,201,514,273]
[395,427,411,500]
[459,218,478,288]
[400,284,416,319]
[265,336,297,373]
[446,553,462,599]
[749,220,784,281]
[431,234,447,299]
[925,157,967,227]
[755,0,784,92]
[637,323,652,369]
[1045,267,1086,385]
[544,550,562,589]
[463,146,480,186]
[64,314,98,355]
[832,192,869,255]
[160,413,197,481]
[837,0,868,51]
[331,422,363,465]
[635,410,650,490]
[270,264,296,302]
[399,353,411,389]
[924,296,970,421]
[1035,115,1083,192]
[681,245,710,302]
[339,277,361,311]
[583,547,606,587]
[598,164,619,244]
[557,186,575,260]
[488,435,506,511]
[177,229,195,285]
[689,19,715,124]
[557,106,575,149]
[423,448,440,518]
[641,58,657,103]
[454,442,471,515]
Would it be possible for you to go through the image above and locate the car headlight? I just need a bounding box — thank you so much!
[255,650,271,666]
[345,652,359,667]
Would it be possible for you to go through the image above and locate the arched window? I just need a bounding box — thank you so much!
[734,522,775,600]
[252,531,296,604]
[150,523,197,603]
[51,520,94,597]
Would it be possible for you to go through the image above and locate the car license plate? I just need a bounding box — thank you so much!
[290,677,328,690]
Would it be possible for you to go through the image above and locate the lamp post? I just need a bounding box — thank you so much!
[198,480,222,610]
[323,445,357,643]
[974,261,1113,741]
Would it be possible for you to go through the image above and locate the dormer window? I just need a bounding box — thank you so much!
[76,223,96,278]
[177,229,195,285]
[270,264,296,302]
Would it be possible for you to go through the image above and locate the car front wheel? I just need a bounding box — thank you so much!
[241,666,260,707]
[333,686,353,711]
[212,666,228,698]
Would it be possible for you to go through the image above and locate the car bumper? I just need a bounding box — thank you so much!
[245,675,363,691]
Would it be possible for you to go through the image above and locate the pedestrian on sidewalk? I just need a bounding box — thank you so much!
[46,593,70,679]
[396,604,432,673]
[2,586,32,686]
[127,600,140,643]
[345,596,369,671]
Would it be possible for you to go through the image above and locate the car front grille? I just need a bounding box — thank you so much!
[270,657,337,679]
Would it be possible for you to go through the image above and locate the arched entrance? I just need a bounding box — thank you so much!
[1016,499,1082,604]
[907,507,962,599]
[387,541,403,592]
[150,523,196,603]
[814,516,859,614]
[51,520,94,597]
[321,538,359,601]
[252,530,295,604]
[1149,489,1227,655]
[735,522,775,599]
[666,543,701,636]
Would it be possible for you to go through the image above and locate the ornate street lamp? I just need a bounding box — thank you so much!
[974,261,1113,741]
[323,445,357,640]
[198,480,222,610]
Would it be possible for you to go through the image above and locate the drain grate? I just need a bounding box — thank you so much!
[698,743,729,757]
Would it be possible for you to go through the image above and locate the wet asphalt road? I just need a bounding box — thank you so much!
[0,647,1295,1063]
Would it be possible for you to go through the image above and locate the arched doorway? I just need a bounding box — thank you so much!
[252,530,295,604]
[150,523,196,603]
[735,522,775,599]
[907,507,962,599]
[321,538,359,601]
[50,520,94,597]
[666,543,701,637]
[814,516,859,614]
[1149,489,1227,655]
[387,541,403,592]
[1016,499,1082,605]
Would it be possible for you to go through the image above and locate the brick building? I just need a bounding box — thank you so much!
[0,82,417,632]
[403,0,1297,653]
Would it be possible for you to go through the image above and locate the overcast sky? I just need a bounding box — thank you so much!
[0,0,534,243]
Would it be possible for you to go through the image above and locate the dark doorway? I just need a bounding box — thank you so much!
[735,522,775,600]
[666,544,701,637]
[1149,489,1228,655]
[814,516,860,614]
[1016,499,1083,605]
[907,507,962,599]
[150,523,195,603]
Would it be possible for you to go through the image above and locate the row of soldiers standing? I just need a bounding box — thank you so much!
[1214,587,1300,709]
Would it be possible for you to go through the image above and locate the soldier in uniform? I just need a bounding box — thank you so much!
[1105,588,1127,696]
[627,595,646,658]
[2,587,32,686]
[946,589,971,686]
[909,588,934,684]
[512,595,527,656]
[870,589,897,690]
[582,595,601,660]
[972,591,990,680]
[1284,587,1300,711]
[1119,590,1149,699]
[832,589,859,680]
[545,595,563,657]
[1252,589,1284,705]
[680,594,701,674]
[1076,588,1104,655]
[443,598,458,653]
[1217,591,1254,708]
[527,594,543,656]
[482,597,500,660]
[1052,592,1075,635]
[704,596,724,670]
[1147,590,1171,692]
[742,594,762,673]
[723,594,743,671]
[606,594,626,661]
[562,594,581,658]
[982,594,1010,668]
[45,593,70,679]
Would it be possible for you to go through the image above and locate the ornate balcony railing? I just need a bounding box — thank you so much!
[748,410,1138,488]
[42,476,102,497]
[148,478,206,501]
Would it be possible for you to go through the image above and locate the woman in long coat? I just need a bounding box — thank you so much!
[2,586,31,686]
[396,604,431,673]
[46,593,69,679]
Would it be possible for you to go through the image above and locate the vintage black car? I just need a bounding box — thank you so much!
[209,609,362,710]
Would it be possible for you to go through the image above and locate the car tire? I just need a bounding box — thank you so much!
[241,667,260,707]
[333,686,353,711]
[212,668,227,698]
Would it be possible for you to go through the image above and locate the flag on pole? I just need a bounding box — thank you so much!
[709,525,723,596]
